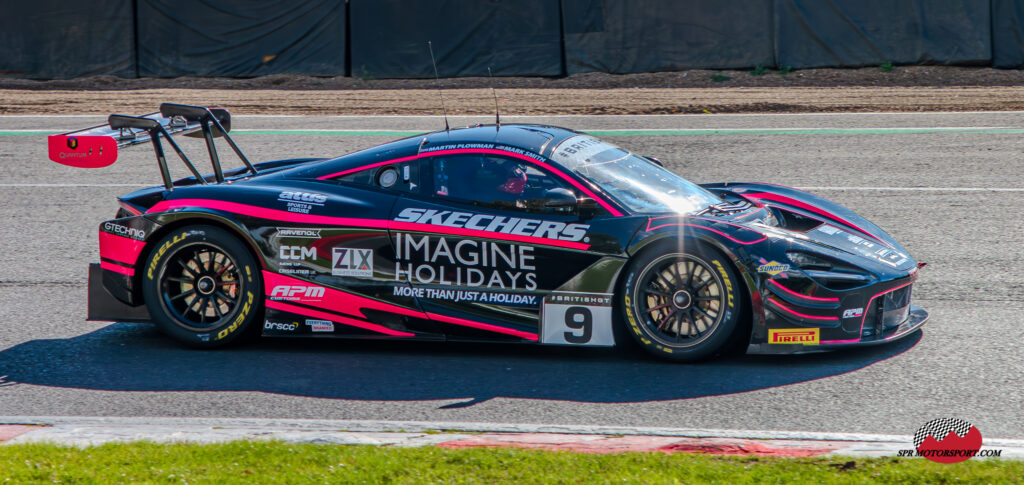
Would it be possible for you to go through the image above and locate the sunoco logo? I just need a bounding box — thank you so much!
[757,257,790,277]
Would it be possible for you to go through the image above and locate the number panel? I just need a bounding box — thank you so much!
[540,292,615,346]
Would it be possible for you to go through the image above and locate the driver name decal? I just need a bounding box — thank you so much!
[394,208,589,242]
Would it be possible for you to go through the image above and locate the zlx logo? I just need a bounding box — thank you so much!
[333,248,374,277]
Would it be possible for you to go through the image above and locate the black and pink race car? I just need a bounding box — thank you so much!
[48,104,927,362]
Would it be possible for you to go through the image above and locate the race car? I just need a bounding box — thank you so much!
[49,103,928,362]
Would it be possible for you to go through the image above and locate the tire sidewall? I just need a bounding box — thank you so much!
[141,225,261,347]
[619,241,742,361]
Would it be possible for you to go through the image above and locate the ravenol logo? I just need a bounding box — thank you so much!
[757,257,790,278]
[332,247,373,277]
[768,328,819,345]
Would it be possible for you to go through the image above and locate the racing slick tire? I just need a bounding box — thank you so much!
[619,242,744,362]
[141,225,262,348]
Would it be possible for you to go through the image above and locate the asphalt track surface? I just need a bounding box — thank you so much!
[0,113,1022,439]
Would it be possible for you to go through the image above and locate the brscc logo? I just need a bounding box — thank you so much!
[913,418,983,464]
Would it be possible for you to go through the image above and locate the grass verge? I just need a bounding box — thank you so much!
[0,441,1020,484]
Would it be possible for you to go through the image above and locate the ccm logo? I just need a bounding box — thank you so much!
[270,285,325,298]
[280,245,316,260]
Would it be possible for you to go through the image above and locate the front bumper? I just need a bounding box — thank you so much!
[747,305,928,355]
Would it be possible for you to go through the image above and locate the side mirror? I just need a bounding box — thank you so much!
[544,188,577,213]
[577,196,598,219]
[643,155,664,167]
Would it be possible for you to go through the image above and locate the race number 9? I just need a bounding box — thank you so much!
[563,306,592,343]
[541,296,614,346]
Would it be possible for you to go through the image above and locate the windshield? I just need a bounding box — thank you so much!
[551,135,722,214]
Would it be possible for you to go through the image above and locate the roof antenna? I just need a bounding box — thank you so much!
[488,67,500,128]
[427,41,450,131]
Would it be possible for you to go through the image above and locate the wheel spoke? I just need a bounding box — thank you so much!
[692,277,713,293]
[656,308,677,330]
[214,290,236,304]
[170,289,196,302]
[216,261,235,277]
[669,262,685,288]
[685,308,697,337]
[656,273,675,292]
[177,259,197,277]
[204,251,215,272]
[694,296,718,301]
[211,296,225,318]
[693,305,717,323]
[673,311,685,341]
[644,302,672,314]
[644,286,672,297]
[166,276,193,284]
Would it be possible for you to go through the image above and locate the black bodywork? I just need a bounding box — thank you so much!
[88,120,927,354]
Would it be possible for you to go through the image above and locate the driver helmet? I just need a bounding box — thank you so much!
[481,157,526,194]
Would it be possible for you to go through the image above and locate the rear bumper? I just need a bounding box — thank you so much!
[87,263,151,323]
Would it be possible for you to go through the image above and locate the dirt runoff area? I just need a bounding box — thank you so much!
[4,66,1024,115]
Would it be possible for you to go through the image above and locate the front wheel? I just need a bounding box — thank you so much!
[619,243,744,362]
[141,225,262,348]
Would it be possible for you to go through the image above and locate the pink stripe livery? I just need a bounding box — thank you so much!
[263,271,425,320]
[265,300,415,337]
[766,297,839,321]
[149,198,589,251]
[425,312,539,341]
[100,261,135,276]
[263,271,539,340]
[316,148,624,217]
[646,217,767,245]
[766,279,839,303]
[98,231,146,265]
[743,192,887,245]
[819,338,861,344]
[855,280,915,339]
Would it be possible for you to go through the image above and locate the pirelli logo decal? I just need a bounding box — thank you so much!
[768,328,819,345]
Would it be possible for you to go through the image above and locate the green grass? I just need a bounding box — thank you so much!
[711,73,731,82]
[0,441,1021,484]
[749,65,767,76]
[779,65,793,76]
[879,61,895,72]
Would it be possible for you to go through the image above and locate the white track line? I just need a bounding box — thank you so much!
[5,111,1024,118]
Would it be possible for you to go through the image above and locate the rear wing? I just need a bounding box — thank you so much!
[48,103,257,189]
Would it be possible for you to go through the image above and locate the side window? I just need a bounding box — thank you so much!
[334,160,420,193]
[431,154,574,214]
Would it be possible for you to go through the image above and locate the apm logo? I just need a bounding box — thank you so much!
[269,285,325,301]
[332,247,373,277]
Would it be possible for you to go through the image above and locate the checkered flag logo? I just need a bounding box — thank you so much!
[914,418,973,448]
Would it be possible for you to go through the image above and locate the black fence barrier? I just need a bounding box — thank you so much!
[993,0,1024,68]
[1,0,1019,79]
[137,0,346,77]
[348,0,563,79]
[775,0,991,69]
[562,0,774,74]
[0,0,135,79]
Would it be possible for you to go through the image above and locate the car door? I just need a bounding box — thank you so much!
[389,151,645,344]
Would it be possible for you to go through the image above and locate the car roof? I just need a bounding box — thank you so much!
[296,124,584,180]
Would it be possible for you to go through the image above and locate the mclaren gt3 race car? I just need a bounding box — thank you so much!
[49,104,928,362]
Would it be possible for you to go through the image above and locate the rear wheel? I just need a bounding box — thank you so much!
[141,225,262,348]
[619,242,743,362]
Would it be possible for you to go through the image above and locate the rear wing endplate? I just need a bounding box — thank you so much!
[47,103,257,189]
